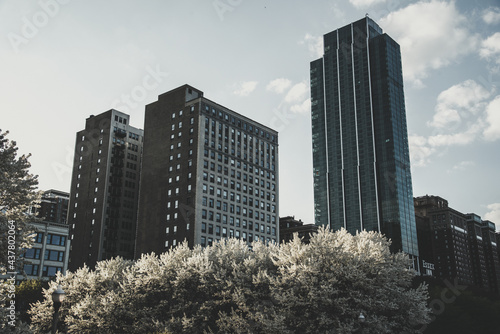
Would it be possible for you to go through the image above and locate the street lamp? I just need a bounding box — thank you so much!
[357,312,366,333]
[51,285,65,334]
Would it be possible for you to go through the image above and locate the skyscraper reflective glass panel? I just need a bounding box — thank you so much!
[311,17,418,257]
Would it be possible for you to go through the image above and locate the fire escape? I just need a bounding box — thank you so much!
[104,128,126,258]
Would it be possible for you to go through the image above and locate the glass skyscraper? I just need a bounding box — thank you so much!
[310,17,419,261]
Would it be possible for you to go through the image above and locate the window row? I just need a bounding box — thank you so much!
[201,222,276,236]
[202,184,276,202]
[22,264,63,277]
[200,235,276,248]
[202,104,277,143]
[204,122,276,153]
[203,147,276,170]
[38,233,67,246]
[201,209,277,224]
[202,160,276,181]
[202,172,276,190]
[166,185,192,197]
[169,128,195,140]
[202,195,276,212]
[114,115,127,124]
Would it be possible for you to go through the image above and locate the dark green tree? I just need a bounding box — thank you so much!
[15,279,48,324]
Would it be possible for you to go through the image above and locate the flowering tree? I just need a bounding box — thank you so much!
[29,228,430,333]
[0,130,40,334]
[0,130,40,275]
[268,228,430,333]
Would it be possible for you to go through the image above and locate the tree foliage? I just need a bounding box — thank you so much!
[0,129,40,275]
[1,130,40,333]
[29,228,431,333]
[15,279,49,324]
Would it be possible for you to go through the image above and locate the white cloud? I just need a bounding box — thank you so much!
[484,203,500,227]
[429,80,492,128]
[483,7,500,25]
[266,78,292,94]
[427,123,481,147]
[411,79,500,166]
[484,95,500,141]
[233,81,258,97]
[299,34,323,58]
[284,82,309,104]
[480,32,500,65]
[349,0,387,8]
[290,98,311,114]
[270,80,311,123]
[330,3,346,20]
[447,160,475,173]
[380,1,478,87]
[409,135,435,167]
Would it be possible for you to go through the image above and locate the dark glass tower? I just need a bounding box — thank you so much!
[310,17,419,260]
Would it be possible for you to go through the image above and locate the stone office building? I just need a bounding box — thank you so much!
[135,85,279,257]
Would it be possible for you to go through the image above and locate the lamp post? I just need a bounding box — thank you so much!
[357,312,366,333]
[51,285,65,334]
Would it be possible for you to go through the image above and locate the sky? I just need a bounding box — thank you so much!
[1,0,500,230]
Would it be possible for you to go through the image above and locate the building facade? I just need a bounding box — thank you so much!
[477,219,500,295]
[135,85,279,257]
[279,216,318,244]
[414,195,473,285]
[68,110,143,271]
[466,213,489,290]
[414,196,500,295]
[310,17,418,260]
[20,190,70,281]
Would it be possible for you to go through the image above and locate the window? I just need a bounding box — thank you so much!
[24,248,41,259]
[44,250,64,262]
[47,234,66,246]
[34,232,43,243]
[42,266,62,277]
[24,264,39,276]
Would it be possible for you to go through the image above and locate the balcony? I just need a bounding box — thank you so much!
[114,128,127,138]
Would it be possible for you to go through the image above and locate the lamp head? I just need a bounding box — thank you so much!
[52,285,66,304]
